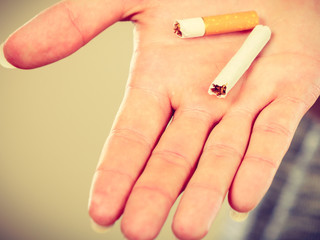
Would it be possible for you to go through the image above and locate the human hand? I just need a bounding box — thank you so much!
[3,0,320,239]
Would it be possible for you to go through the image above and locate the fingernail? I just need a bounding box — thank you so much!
[0,42,16,69]
[229,209,249,222]
[90,219,112,233]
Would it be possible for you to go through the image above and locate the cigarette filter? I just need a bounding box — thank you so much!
[174,11,259,38]
[208,25,271,98]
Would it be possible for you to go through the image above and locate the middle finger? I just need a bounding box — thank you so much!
[121,105,220,240]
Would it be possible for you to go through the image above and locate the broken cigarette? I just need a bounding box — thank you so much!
[174,11,259,38]
[208,25,271,98]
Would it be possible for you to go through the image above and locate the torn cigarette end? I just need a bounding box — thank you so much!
[210,84,227,97]
[174,11,259,38]
[208,25,271,98]
[174,22,182,37]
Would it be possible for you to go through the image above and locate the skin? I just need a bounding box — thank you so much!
[3,0,320,239]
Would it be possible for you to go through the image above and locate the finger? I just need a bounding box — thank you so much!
[88,86,171,226]
[229,96,309,212]
[3,0,135,69]
[121,106,219,240]
[171,94,268,239]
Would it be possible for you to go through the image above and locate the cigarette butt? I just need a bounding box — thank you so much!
[208,25,271,98]
[229,209,249,222]
[174,11,259,38]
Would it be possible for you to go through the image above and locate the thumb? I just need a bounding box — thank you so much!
[3,0,132,69]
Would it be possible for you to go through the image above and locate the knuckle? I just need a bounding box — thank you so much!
[188,182,225,197]
[110,127,153,149]
[203,143,242,159]
[95,168,135,182]
[177,106,215,126]
[133,185,174,202]
[226,106,256,120]
[152,149,192,171]
[276,96,309,113]
[62,1,86,44]
[253,121,293,139]
[244,154,277,169]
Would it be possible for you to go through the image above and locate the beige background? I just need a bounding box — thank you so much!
[0,0,233,239]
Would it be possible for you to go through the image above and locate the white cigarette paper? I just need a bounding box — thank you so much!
[208,25,271,98]
[174,17,206,38]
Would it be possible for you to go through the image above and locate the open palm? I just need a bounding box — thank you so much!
[4,0,320,239]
